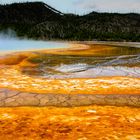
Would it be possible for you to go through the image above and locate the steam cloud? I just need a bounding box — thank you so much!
[0,29,68,52]
[0,29,17,40]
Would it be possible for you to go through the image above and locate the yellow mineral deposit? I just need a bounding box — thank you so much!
[0,106,139,139]
[0,66,140,94]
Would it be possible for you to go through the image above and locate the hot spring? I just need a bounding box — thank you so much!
[0,40,140,79]
[0,40,140,94]
[0,38,69,53]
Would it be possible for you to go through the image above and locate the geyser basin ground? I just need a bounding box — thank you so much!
[0,42,140,107]
[0,106,139,140]
[0,41,140,139]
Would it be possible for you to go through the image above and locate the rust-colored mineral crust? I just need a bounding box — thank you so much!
[0,106,139,140]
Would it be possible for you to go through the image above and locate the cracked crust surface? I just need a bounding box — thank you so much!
[0,88,140,107]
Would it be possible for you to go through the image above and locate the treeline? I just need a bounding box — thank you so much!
[0,2,140,41]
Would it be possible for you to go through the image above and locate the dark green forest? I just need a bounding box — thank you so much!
[0,2,140,41]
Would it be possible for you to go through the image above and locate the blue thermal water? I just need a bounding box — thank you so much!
[0,38,69,52]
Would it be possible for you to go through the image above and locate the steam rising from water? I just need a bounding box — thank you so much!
[0,29,68,52]
[0,29,17,39]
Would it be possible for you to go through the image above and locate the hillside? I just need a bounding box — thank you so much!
[0,2,140,41]
[0,2,62,36]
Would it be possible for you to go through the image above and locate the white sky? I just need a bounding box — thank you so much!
[0,0,140,14]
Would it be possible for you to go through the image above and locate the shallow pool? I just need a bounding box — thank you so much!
[0,38,69,52]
